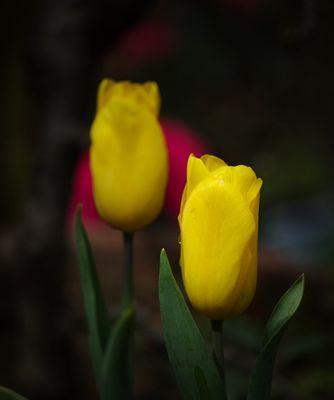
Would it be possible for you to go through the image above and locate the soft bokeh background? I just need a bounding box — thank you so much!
[1,0,334,399]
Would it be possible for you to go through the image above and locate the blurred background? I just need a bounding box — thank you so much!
[1,0,334,399]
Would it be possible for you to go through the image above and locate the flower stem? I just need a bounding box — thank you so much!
[211,319,227,399]
[121,232,134,400]
[122,232,134,310]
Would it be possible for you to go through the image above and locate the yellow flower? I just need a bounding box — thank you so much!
[90,79,168,232]
[178,154,262,320]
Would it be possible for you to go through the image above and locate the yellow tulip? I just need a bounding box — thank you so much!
[178,154,262,320]
[90,79,168,232]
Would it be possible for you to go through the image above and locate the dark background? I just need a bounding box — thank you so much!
[0,0,333,399]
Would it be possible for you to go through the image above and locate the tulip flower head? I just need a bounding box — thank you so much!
[90,79,168,232]
[178,154,262,320]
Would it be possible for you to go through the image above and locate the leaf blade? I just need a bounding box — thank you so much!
[159,249,226,400]
[75,208,111,380]
[247,274,305,400]
[100,307,135,400]
[0,387,29,400]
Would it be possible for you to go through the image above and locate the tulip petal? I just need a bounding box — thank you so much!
[228,187,261,317]
[178,155,208,226]
[227,246,257,318]
[181,177,256,319]
[186,154,210,199]
[90,85,168,232]
[201,154,227,171]
[212,165,258,201]
[97,79,115,111]
[177,184,187,228]
[247,178,263,205]
[142,82,161,116]
[180,155,229,224]
[100,80,160,117]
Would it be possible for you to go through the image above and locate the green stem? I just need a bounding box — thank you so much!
[121,232,134,400]
[122,232,134,310]
[211,320,227,399]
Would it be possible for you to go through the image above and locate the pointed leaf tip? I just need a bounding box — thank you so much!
[75,204,83,219]
[160,248,167,259]
[265,273,305,343]
[247,274,305,400]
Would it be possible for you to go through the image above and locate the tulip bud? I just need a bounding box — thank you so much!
[90,79,168,232]
[178,154,262,320]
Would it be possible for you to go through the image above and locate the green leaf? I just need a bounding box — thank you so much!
[0,387,29,400]
[159,249,226,400]
[247,274,305,400]
[75,208,111,381]
[100,307,135,400]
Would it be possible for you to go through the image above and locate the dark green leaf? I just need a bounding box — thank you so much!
[0,387,29,400]
[159,249,226,400]
[247,274,305,400]
[100,307,135,400]
[75,208,111,380]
